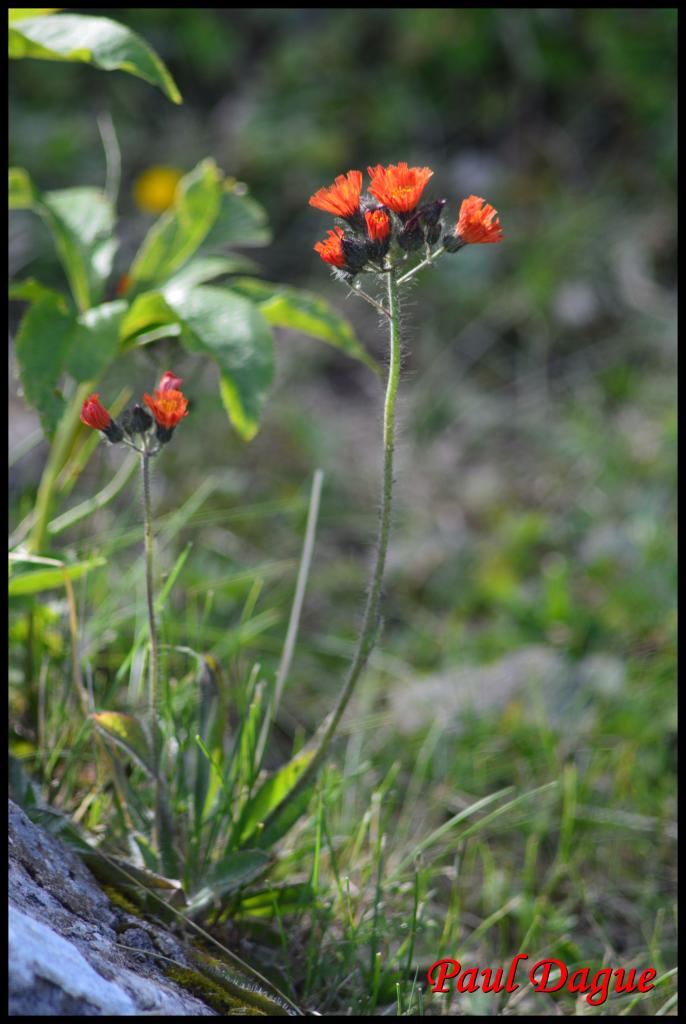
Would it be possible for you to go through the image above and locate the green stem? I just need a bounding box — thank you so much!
[141,448,159,754]
[141,445,164,860]
[260,267,402,833]
[322,264,400,737]
[397,245,445,286]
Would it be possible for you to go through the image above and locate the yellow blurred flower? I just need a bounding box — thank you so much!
[133,166,183,215]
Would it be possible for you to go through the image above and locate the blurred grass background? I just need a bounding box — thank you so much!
[9,9,676,1015]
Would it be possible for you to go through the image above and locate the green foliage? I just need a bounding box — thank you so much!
[8,12,181,104]
[14,290,73,437]
[129,159,222,286]
[10,168,116,311]
[8,7,676,1017]
[90,710,154,776]
[235,746,316,847]
[232,278,380,375]
[66,301,127,382]
[10,155,372,451]
[8,553,106,595]
[170,286,275,442]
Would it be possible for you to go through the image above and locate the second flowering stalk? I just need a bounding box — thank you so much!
[80,371,188,875]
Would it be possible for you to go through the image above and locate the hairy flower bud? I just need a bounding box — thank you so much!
[121,404,154,437]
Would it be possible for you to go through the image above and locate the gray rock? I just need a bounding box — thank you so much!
[8,799,217,1016]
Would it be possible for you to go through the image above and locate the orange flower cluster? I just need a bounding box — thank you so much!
[81,371,189,447]
[309,162,502,276]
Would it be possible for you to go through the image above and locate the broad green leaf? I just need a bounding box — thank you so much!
[236,746,316,846]
[232,278,379,374]
[9,168,116,310]
[9,277,66,304]
[186,850,271,917]
[90,711,154,776]
[129,159,223,286]
[161,255,259,299]
[167,285,274,441]
[8,10,62,23]
[256,785,315,851]
[234,881,313,917]
[43,186,117,309]
[8,13,181,104]
[14,292,74,438]
[8,556,106,596]
[201,185,272,251]
[65,299,127,382]
[121,289,176,342]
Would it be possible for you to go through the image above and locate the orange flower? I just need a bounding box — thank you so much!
[80,393,112,431]
[367,162,434,215]
[314,227,347,268]
[143,388,189,430]
[309,170,363,220]
[365,208,391,242]
[455,195,503,244]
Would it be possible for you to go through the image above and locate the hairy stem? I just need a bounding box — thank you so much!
[141,445,164,859]
[323,265,400,734]
[396,244,445,286]
[260,267,401,834]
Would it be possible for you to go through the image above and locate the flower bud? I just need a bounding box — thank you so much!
[121,404,154,437]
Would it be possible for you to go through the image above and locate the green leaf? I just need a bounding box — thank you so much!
[258,785,315,851]
[9,168,116,310]
[234,881,313,917]
[166,285,275,441]
[14,292,74,438]
[43,186,117,309]
[65,299,127,382]
[186,850,271,917]
[8,13,181,104]
[121,289,176,342]
[201,185,272,251]
[231,278,379,374]
[8,556,106,596]
[90,711,154,776]
[236,746,316,847]
[161,255,259,298]
[9,277,66,304]
[9,10,62,23]
[129,159,223,287]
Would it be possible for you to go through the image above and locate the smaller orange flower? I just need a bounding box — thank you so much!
[158,370,183,392]
[80,393,112,431]
[365,208,391,242]
[455,195,503,244]
[367,162,434,215]
[314,227,347,268]
[309,170,363,220]
[143,388,189,430]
